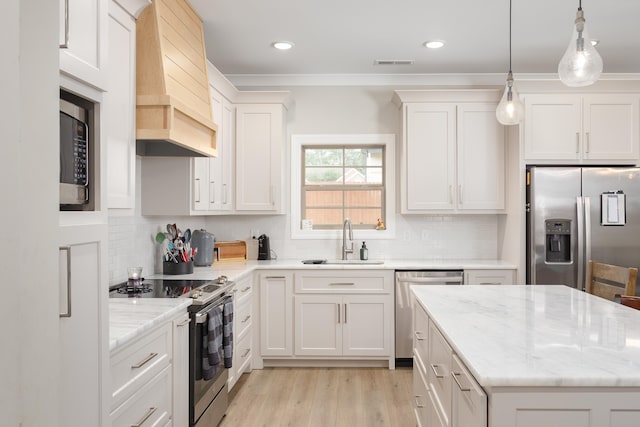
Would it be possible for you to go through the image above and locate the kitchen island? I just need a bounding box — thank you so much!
[411,285,640,427]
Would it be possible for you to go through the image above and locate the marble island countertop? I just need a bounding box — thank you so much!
[412,285,640,388]
[109,298,192,351]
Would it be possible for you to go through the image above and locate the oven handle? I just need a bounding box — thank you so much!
[195,295,232,324]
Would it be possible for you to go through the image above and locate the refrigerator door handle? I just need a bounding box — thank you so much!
[577,196,585,291]
[584,196,592,276]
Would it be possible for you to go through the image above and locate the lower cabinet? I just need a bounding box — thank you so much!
[259,269,394,367]
[109,310,189,427]
[464,269,516,285]
[228,274,254,390]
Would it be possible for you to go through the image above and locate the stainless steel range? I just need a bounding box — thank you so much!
[109,276,235,427]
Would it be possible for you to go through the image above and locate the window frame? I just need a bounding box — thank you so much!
[291,134,396,240]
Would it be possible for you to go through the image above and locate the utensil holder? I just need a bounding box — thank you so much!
[163,261,194,275]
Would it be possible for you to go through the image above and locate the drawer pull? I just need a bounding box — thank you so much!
[479,282,501,285]
[131,407,157,427]
[242,348,250,357]
[241,286,251,292]
[329,282,355,286]
[452,371,471,392]
[131,353,158,369]
[177,319,190,327]
[415,331,426,341]
[265,276,285,279]
[242,315,251,323]
[430,363,445,379]
[414,396,425,409]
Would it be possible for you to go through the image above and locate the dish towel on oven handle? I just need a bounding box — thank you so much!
[202,304,223,381]
[223,297,233,368]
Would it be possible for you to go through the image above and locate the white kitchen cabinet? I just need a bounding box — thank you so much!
[59,224,109,427]
[106,0,136,209]
[451,354,487,427]
[464,269,516,285]
[59,0,109,90]
[172,312,190,427]
[428,319,453,427]
[259,272,293,356]
[524,94,640,163]
[207,87,234,212]
[228,275,253,390]
[235,103,286,212]
[399,95,505,213]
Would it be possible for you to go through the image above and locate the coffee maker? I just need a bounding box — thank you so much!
[258,234,271,260]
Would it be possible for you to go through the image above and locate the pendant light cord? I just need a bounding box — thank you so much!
[579,0,582,11]
[509,0,512,73]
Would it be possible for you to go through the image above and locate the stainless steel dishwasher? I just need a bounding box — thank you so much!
[395,270,464,364]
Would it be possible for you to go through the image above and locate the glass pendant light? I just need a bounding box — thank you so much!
[496,0,524,126]
[558,0,603,87]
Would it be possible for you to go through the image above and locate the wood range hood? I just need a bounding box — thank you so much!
[135,0,217,157]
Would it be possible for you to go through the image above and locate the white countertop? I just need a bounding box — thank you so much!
[109,298,192,352]
[146,258,517,282]
[412,285,640,388]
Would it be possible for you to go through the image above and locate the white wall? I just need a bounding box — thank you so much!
[0,0,60,425]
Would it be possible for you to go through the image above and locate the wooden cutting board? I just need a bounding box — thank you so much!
[214,241,247,262]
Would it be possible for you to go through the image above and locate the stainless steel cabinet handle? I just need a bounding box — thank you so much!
[344,303,347,323]
[337,303,341,324]
[59,246,72,318]
[59,0,69,48]
[223,183,228,205]
[479,282,501,285]
[415,331,426,341]
[576,132,580,153]
[176,319,190,327]
[585,132,590,153]
[241,315,251,323]
[414,396,425,409]
[430,363,445,379]
[195,178,201,203]
[241,286,251,293]
[452,372,471,392]
[449,185,453,204]
[329,282,355,286]
[265,276,285,279]
[210,181,215,204]
[270,185,275,206]
[131,353,158,369]
[458,184,463,205]
[242,349,250,357]
[131,407,157,427]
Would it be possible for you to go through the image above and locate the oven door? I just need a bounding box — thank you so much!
[190,295,231,426]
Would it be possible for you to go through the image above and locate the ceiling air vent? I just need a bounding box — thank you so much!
[374,59,415,65]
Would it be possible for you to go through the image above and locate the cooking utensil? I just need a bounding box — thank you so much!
[183,228,191,244]
[155,232,166,243]
[167,224,177,239]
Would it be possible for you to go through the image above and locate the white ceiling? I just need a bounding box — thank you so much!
[190,0,640,81]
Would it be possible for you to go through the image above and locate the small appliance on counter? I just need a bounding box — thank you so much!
[192,229,215,266]
[258,234,271,260]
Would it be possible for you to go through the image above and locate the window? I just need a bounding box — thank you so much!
[302,145,384,229]
[291,134,395,239]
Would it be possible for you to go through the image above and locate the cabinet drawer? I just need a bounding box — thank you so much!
[235,299,253,339]
[235,278,253,304]
[465,269,515,285]
[414,302,429,360]
[110,322,172,409]
[235,330,252,374]
[295,270,392,293]
[110,365,172,427]
[413,355,429,427]
[451,354,487,427]
[428,322,453,426]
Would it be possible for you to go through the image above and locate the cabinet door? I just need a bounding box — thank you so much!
[59,239,104,427]
[524,95,582,161]
[428,321,453,427]
[106,1,136,209]
[192,158,209,211]
[260,273,293,356]
[403,103,456,211]
[294,295,342,356]
[60,0,108,90]
[342,295,392,356]
[583,95,640,161]
[235,104,284,212]
[208,88,224,211]
[457,104,505,210]
[172,313,190,427]
[451,355,487,427]
[465,269,516,285]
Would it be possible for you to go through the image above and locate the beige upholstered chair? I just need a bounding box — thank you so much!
[585,260,638,301]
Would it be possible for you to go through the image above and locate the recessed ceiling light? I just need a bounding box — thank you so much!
[591,39,600,47]
[424,40,445,49]
[272,41,294,50]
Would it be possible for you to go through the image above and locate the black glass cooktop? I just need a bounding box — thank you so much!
[109,279,211,299]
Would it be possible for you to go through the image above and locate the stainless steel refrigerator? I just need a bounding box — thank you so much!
[526,166,640,292]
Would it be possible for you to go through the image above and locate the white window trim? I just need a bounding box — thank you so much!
[291,134,396,240]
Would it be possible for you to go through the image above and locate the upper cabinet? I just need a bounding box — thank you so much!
[524,94,640,164]
[395,90,506,214]
[207,86,235,212]
[59,0,109,91]
[235,104,287,213]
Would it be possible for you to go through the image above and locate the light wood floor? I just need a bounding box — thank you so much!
[220,367,414,427]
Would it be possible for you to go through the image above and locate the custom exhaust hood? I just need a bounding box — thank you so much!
[135,0,217,157]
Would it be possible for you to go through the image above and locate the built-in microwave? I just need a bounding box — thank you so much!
[59,96,89,206]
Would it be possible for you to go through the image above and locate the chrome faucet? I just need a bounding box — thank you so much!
[342,218,354,260]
